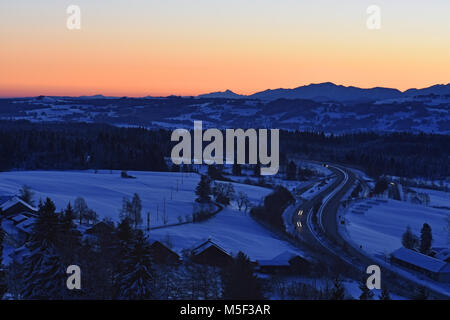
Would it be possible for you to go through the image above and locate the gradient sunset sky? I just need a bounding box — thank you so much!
[1,0,449,97]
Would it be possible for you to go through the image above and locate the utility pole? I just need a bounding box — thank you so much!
[146,211,150,231]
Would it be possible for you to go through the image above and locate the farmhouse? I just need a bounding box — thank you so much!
[191,238,233,266]
[256,251,310,274]
[390,247,450,283]
[0,196,38,247]
[2,212,37,246]
[150,240,180,265]
[0,196,37,216]
[85,221,115,236]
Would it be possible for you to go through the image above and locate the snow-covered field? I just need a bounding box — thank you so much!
[411,188,450,208]
[149,207,307,261]
[0,170,307,260]
[0,170,270,227]
[341,199,449,258]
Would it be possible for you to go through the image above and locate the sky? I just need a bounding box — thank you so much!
[1,0,449,97]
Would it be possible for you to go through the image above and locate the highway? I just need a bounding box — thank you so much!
[293,162,449,299]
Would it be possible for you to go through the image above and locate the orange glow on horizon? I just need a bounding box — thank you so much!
[1,1,449,98]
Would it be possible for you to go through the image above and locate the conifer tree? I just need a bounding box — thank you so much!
[286,161,297,180]
[222,252,264,300]
[358,277,374,300]
[21,198,66,299]
[402,226,418,250]
[419,223,433,254]
[58,202,81,263]
[118,232,155,299]
[195,175,212,203]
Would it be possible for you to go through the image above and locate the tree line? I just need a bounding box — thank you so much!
[0,121,168,172]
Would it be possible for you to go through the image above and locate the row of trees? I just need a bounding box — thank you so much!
[250,186,295,231]
[1,121,448,180]
[285,161,318,181]
[196,175,251,212]
[280,131,449,179]
[0,121,168,172]
[402,223,433,254]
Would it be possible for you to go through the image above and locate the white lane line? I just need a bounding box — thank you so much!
[305,166,362,268]
[317,166,348,232]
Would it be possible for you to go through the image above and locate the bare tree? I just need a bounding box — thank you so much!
[236,191,249,212]
[120,193,143,228]
[74,197,89,225]
[18,185,35,206]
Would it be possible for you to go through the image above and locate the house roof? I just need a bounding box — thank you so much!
[3,213,37,235]
[0,196,37,213]
[433,248,450,262]
[85,221,114,234]
[192,238,231,257]
[257,251,305,267]
[391,247,450,273]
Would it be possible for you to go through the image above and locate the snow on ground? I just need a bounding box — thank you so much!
[0,169,305,262]
[296,161,332,177]
[342,280,407,300]
[0,170,271,227]
[411,187,450,208]
[148,207,307,261]
[341,199,449,258]
[300,178,335,200]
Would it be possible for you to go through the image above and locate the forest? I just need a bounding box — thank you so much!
[0,121,448,179]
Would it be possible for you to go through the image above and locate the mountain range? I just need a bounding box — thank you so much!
[197,82,450,102]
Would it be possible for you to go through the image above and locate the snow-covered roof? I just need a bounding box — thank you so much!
[257,251,306,267]
[433,248,450,262]
[0,196,37,213]
[16,217,36,233]
[8,213,29,224]
[391,247,450,273]
[2,213,36,235]
[191,238,231,257]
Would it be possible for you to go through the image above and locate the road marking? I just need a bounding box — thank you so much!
[317,166,348,232]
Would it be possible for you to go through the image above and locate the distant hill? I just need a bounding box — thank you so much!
[249,82,402,102]
[197,89,245,99]
[404,84,450,97]
[197,82,450,102]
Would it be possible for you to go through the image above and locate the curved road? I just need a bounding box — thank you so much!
[293,162,449,299]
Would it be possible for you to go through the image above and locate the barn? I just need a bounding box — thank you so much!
[85,221,115,236]
[256,251,310,274]
[0,196,37,216]
[191,238,233,266]
[150,240,180,265]
[391,247,450,283]
[2,212,37,246]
